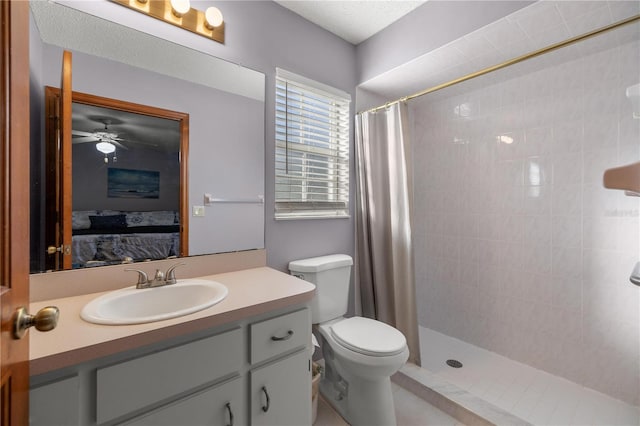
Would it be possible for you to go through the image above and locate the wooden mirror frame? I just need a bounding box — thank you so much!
[44,87,189,270]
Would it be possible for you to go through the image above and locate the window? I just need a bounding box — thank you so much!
[275,69,351,219]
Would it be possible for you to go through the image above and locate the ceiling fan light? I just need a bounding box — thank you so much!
[96,141,116,154]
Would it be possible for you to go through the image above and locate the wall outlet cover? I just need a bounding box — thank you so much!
[192,205,205,217]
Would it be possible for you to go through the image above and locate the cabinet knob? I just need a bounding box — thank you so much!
[261,386,271,412]
[13,306,60,339]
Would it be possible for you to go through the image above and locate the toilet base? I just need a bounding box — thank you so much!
[319,375,398,426]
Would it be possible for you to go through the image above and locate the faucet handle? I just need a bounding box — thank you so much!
[166,262,187,284]
[125,268,149,288]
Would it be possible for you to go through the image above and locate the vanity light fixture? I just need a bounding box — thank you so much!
[170,0,190,17]
[113,0,225,44]
[204,6,223,29]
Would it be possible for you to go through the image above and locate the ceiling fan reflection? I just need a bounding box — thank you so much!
[72,119,159,163]
[72,124,124,163]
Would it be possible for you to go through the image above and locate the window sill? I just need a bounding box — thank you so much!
[274,214,351,221]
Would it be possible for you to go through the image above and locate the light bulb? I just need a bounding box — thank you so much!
[96,141,116,154]
[170,0,190,17]
[205,6,223,29]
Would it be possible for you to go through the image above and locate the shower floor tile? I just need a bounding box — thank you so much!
[419,326,640,425]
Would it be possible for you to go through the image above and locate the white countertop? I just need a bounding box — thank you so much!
[29,267,315,376]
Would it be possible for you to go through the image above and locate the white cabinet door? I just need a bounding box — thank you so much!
[250,349,311,426]
[123,376,245,426]
[30,375,80,426]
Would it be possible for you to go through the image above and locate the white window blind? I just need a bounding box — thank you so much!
[275,69,351,219]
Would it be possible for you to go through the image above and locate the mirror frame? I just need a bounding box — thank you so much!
[44,86,189,270]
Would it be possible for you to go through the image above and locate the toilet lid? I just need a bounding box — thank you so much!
[330,317,407,357]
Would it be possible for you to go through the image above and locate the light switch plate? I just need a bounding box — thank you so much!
[192,205,205,217]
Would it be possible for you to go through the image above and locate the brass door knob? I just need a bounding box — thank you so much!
[46,245,61,254]
[13,306,60,339]
[47,245,70,255]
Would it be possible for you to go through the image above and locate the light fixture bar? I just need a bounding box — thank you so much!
[111,0,225,44]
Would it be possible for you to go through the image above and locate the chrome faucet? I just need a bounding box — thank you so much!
[125,262,187,289]
[152,269,165,285]
[166,263,186,284]
[125,268,149,289]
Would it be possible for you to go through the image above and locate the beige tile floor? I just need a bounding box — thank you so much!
[315,382,464,426]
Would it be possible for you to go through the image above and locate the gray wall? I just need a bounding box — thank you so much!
[197,1,358,272]
[72,145,180,212]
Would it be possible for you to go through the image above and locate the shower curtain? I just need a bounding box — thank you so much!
[355,102,420,365]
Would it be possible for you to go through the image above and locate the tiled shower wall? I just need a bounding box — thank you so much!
[411,33,640,405]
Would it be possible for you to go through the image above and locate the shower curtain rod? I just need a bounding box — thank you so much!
[361,14,640,114]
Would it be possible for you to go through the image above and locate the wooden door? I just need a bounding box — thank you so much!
[44,52,72,270]
[1,1,32,424]
[59,51,73,270]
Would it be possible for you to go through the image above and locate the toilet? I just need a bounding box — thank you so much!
[289,254,409,426]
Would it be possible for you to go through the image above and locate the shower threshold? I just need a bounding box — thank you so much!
[394,327,640,425]
[392,364,530,426]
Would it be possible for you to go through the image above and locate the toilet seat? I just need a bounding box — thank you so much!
[330,317,407,357]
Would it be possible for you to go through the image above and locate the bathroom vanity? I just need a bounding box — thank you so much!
[28,266,315,426]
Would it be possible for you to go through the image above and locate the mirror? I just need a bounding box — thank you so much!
[45,89,188,271]
[29,1,266,273]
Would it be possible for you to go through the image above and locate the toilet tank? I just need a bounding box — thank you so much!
[288,254,353,324]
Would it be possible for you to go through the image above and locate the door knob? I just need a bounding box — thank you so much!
[47,245,61,254]
[47,245,70,255]
[13,306,60,339]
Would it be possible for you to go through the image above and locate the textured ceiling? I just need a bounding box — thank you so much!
[72,103,180,153]
[358,0,640,105]
[274,1,427,44]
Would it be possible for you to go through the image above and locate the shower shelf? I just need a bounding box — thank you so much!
[603,161,640,196]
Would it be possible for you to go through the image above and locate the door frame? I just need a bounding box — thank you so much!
[1,1,32,424]
[44,86,190,269]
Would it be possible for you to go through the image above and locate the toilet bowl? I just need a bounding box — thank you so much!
[317,317,409,425]
[288,254,408,426]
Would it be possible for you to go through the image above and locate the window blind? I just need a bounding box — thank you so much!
[275,69,351,219]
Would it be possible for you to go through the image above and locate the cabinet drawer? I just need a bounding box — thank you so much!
[250,308,309,365]
[97,327,242,424]
[123,376,245,426]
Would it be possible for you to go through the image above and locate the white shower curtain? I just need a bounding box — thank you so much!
[355,102,420,365]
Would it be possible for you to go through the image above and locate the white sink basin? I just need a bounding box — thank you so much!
[80,279,228,325]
